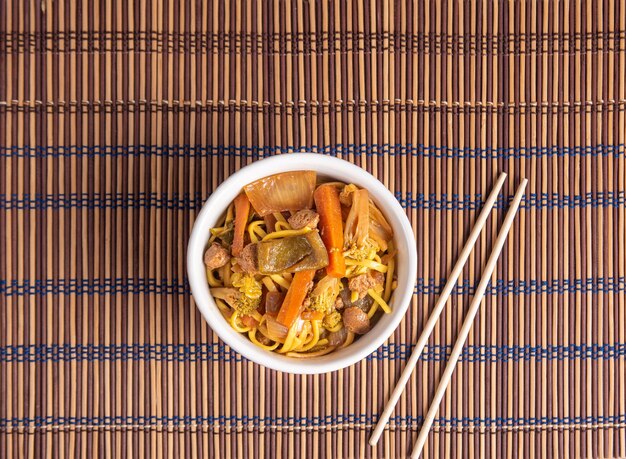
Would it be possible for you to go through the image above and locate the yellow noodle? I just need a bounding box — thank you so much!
[367,301,379,319]
[249,328,280,351]
[270,274,291,290]
[297,320,321,352]
[275,221,291,231]
[222,260,232,287]
[292,322,313,351]
[248,224,260,243]
[257,322,285,344]
[350,290,359,303]
[229,311,252,333]
[278,321,300,353]
[286,345,338,358]
[384,252,395,302]
[207,269,222,287]
[290,335,304,352]
[208,226,225,243]
[297,321,312,343]
[262,277,277,292]
[262,227,312,241]
[273,212,288,223]
[367,289,391,314]
[313,339,329,349]
[248,220,267,243]
[344,258,388,273]
[254,227,268,238]
[290,337,330,355]
[288,334,305,353]
[225,203,234,222]
[250,310,264,323]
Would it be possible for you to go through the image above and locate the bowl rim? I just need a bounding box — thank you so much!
[187,153,417,374]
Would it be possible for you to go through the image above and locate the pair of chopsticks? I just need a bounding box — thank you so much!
[369,172,528,459]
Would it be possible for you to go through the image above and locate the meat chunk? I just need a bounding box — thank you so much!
[348,272,384,299]
[204,243,231,270]
[334,295,345,310]
[288,209,320,230]
[371,270,385,286]
[342,307,371,335]
[236,243,258,274]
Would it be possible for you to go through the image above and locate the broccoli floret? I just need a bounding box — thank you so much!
[210,287,261,315]
[308,276,342,314]
[323,311,342,329]
[231,273,262,314]
[231,273,262,299]
[309,294,332,313]
[234,295,261,315]
[344,238,379,262]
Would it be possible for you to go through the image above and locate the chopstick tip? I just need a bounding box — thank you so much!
[494,172,507,187]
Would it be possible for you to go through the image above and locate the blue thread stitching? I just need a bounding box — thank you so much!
[396,191,626,210]
[1,343,624,363]
[1,277,623,297]
[0,143,624,159]
[2,413,625,428]
[1,191,624,211]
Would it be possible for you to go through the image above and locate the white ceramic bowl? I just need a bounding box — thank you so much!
[187,153,417,374]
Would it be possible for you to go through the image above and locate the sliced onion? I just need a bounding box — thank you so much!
[369,201,393,238]
[244,171,317,216]
[368,201,393,251]
[265,314,289,340]
[344,189,370,245]
[265,291,285,314]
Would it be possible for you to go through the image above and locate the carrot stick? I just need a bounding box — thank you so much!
[232,193,250,257]
[314,184,346,277]
[276,269,316,328]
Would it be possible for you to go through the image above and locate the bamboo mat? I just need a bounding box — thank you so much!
[1,0,626,458]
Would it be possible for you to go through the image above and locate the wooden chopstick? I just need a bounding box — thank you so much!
[369,172,508,446]
[409,178,528,459]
